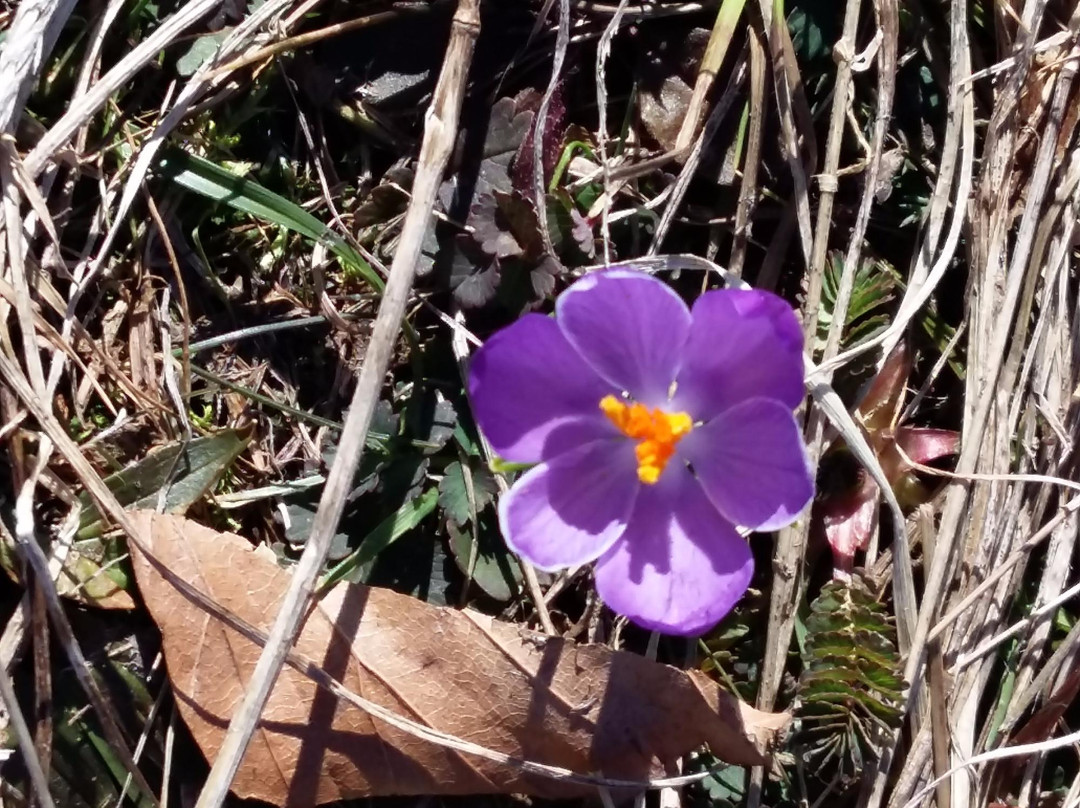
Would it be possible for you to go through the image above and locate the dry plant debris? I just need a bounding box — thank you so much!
[0,1,1079,807]
[128,510,787,805]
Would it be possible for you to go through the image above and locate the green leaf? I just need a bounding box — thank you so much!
[318,487,439,592]
[816,252,900,355]
[407,395,457,456]
[41,644,159,808]
[699,763,747,806]
[795,574,905,778]
[446,512,523,602]
[51,708,123,808]
[545,190,595,260]
[78,428,252,539]
[362,516,455,606]
[175,31,227,77]
[438,460,498,526]
[155,148,383,292]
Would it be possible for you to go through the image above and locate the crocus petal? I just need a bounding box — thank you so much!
[594,465,753,636]
[672,289,804,421]
[681,397,813,532]
[555,269,691,406]
[468,313,617,463]
[498,439,639,570]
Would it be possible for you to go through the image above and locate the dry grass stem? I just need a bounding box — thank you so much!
[191,3,482,804]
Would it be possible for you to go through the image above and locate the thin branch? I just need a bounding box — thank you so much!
[191,3,482,805]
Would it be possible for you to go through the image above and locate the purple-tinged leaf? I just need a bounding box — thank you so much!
[510,84,567,193]
[822,479,879,572]
[856,342,911,433]
[894,426,961,465]
[470,194,524,259]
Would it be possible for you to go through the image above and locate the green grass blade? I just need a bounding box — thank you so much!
[318,487,439,593]
[155,148,383,292]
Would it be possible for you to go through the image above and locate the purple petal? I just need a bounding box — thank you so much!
[498,439,639,570]
[555,269,691,406]
[672,289,805,421]
[469,313,617,463]
[593,465,753,636]
[681,397,813,532]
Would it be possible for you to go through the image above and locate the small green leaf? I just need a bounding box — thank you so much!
[318,488,440,592]
[795,574,905,779]
[438,460,497,526]
[409,396,457,455]
[176,31,228,76]
[155,149,383,292]
[447,512,523,602]
[78,428,252,539]
[816,251,900,355]
[545,190,595,260]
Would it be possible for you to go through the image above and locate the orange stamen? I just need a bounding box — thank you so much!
[599,395,693,484]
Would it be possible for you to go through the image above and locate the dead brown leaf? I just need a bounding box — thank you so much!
[128,510,789,805]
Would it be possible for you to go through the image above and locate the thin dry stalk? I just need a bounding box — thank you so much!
[802,0,864,341]
[0,656,56,808]
[648,55,748,254]
[863,7,975,803]
[903,725,1080,808]
[0,0,77,131]
[534,0,571,255]
[9,436,159,804]
[23,0,223,176]
[594,0,631,264]
[191,3,482,805]
[727,25,765,278]
[205,4,439,79]
[758,0,814,270]
[674,0,745,151]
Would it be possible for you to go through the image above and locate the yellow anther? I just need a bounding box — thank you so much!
[599,395,693,484]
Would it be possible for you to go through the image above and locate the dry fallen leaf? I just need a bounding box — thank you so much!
[128,511,789,806]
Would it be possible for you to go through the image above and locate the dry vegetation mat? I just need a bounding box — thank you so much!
[0,1,1078,808]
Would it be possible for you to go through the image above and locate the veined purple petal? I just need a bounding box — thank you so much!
[498,439,639,570]
[681,397,813,532]
[468,313,617,463]
[594,465,753,636]
[555,269,691,406]
[672,289,804,421]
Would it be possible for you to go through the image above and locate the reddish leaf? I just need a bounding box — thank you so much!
[469,193,524,259]
[817,342,961,571]
[510,85,566,192]
[856,341,912,434]
[822,478,879,571]
[894,426,961,465]
[468,191,547,261]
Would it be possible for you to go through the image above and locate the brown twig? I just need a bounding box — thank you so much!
[204,4,443,81]
[0,653,56,808]
[727,25,765,278]
[802,0,865,343]
[191,3,483,805]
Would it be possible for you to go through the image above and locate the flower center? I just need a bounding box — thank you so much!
[599,395,693,484]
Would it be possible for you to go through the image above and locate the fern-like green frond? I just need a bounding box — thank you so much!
[815,251,901,356]
[794,574,906,783]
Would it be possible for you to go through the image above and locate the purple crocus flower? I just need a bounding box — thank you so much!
[467,269,814,635]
